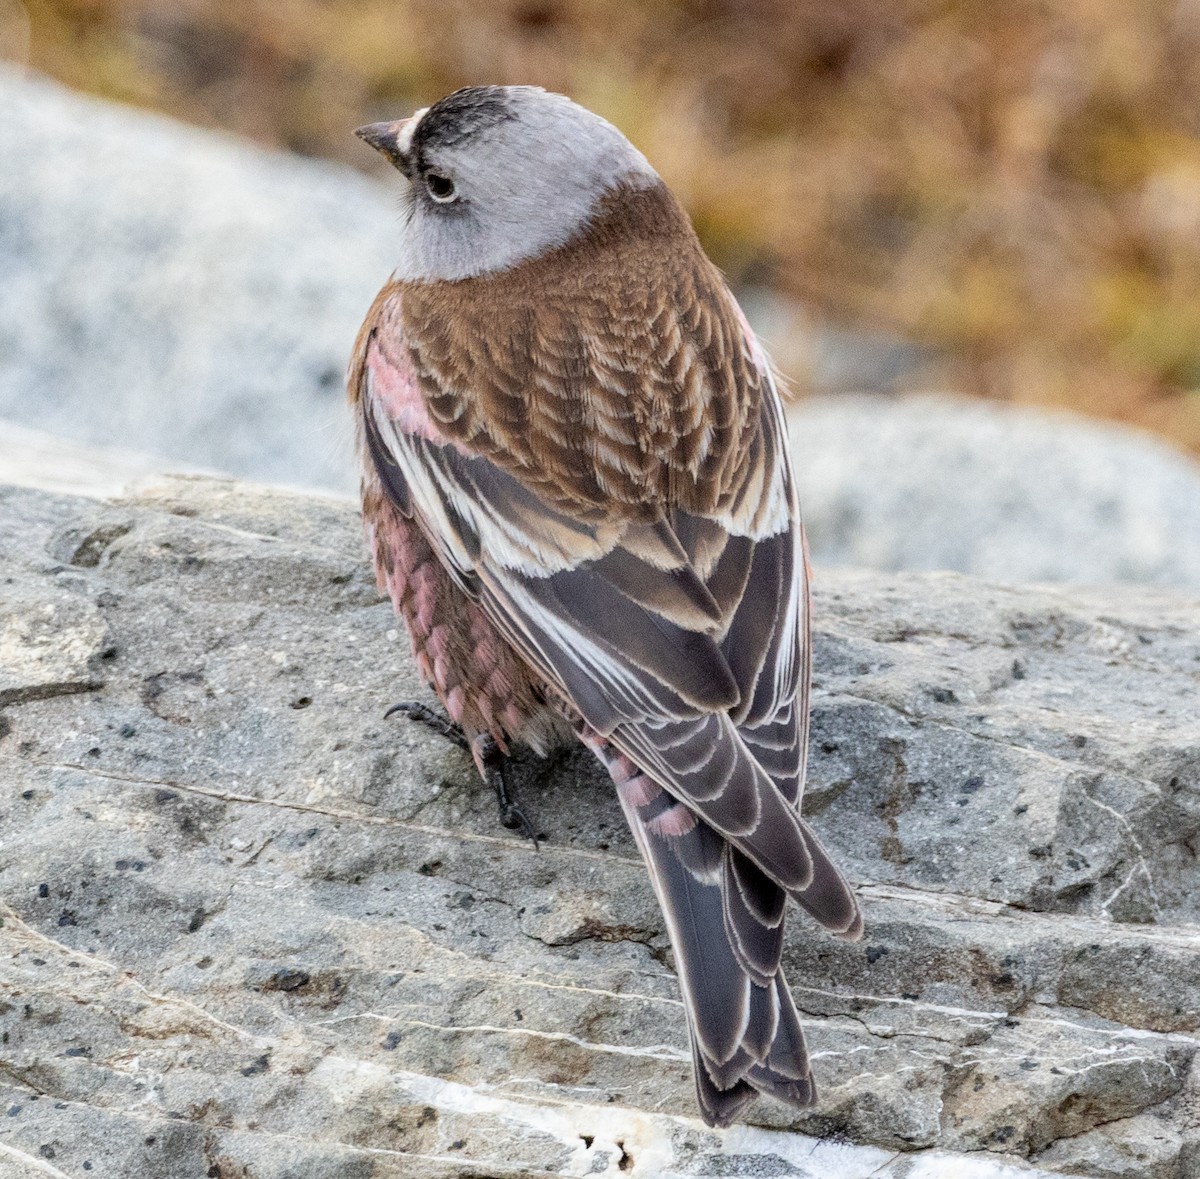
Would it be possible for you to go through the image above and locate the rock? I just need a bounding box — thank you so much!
[0,420,211,500]
[1036,1113,1187,1179]
[0,474,1197,1177]
[0,579,109,707]
[0,65,393,492]
[791,393,1200,593]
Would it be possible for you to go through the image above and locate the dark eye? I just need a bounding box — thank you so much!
[425,171,457,202]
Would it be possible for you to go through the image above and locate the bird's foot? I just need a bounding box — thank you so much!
[384,700,469,751]
[386,702,538,846]
[473,733,540,849]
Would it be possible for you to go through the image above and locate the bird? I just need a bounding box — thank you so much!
[349,85,862,1128]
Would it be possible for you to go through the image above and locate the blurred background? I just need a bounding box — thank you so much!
[12,0,1200,446]
[3,0,1200,587]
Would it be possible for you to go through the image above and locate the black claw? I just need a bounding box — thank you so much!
[385,701,469,750]
[475,733,540,849]
[499,802,540,846]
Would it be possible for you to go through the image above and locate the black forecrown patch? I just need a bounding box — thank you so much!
[414,87,516,154]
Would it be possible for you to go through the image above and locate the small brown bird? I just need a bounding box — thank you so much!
[350,86,862,1127]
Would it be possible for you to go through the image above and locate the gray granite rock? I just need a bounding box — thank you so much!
[791,393,1200,593]
[0,578,108,707]
[0,65,392,491]
[0,421,211,500]
[0,475,1197,1178]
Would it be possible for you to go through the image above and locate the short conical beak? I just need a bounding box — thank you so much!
[354,119,411,170]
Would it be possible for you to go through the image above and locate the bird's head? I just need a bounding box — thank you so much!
[355,86,659,283]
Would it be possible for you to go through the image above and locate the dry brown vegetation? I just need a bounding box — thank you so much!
[9,0,1200,452]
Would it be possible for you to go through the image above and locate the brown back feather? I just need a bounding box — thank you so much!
[395,181,768,525]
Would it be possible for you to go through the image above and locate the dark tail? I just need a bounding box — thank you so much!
[615,776,860,1126]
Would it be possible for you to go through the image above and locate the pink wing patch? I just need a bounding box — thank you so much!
[367,335,446,443]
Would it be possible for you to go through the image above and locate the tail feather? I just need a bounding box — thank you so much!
[693,1042,757,1128]
[640,820,754,1068]
[590,725,859,1127]
[742,975,781,1061]
[616,786,823,1125]
[722,850,785,985]
[745,977,815,1103]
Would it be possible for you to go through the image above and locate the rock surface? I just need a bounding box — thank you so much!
[0,421,212,500]
[0,66,394,491]
[0,475,1197,1178]
[791,393,1200,593]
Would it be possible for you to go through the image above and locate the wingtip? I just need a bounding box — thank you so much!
[836,902,865,942]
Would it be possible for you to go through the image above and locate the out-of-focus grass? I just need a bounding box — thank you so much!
[10,0,1200,453]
